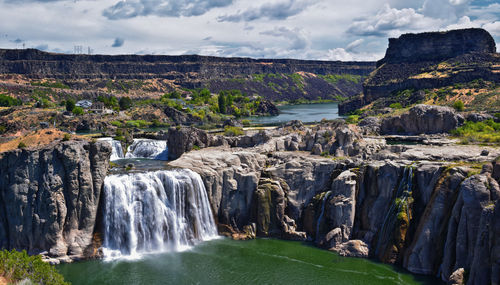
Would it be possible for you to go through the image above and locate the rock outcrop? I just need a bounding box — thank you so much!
[0,140,111,260]
[380,104,464,135]
[378,28,496,66]
[167,126,210,160]
[340,28,500,114]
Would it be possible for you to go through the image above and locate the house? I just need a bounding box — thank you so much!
[75,100,92,109]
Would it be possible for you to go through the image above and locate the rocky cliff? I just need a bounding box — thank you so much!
[0,49,375,101]
[170,121,500,284]
[340,28,500,114]
[0,140,111,261]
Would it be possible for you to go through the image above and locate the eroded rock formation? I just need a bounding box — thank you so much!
[0,140,111,261]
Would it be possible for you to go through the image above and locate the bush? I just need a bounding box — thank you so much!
[65,99,75,112]
[453,100,465,111]
[72,106,84,115]
[125,120,149,128]
[119,96,133,110]
[0,94,21,107]
[17,142,26,149]
[224,126,244,136]
[345,115,359,124]
[389,102,402,109]
[451,119,500,143]
[241,119,251,127]
[0,249,68,285]
[111,120,123,127]
[62,133,71,141]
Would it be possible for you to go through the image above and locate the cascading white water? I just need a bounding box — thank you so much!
[98,138,125,161]
[125,139,168,160]
[102,169,218,260]
[315,191,331,242]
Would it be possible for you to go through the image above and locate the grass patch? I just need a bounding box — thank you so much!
[451,119,500,144]
[224,126,244,136]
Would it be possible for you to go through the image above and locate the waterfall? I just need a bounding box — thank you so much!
[102,169,218,259]
[98,138,124,161]
[125,139,168,160]
[375,164,415,256]
[315,191,332,243]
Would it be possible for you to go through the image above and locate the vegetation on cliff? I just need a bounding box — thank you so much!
[0,249,68,285]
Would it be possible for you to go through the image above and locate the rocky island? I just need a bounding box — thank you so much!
[0,28,499,285]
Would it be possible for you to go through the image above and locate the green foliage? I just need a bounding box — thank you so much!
[31,81,69,89]
[451,119,500,143]
[345,115,359,124]
[111,120,123,127]
[389,102,402,109]
[192,145,201,150]
[252,73,266,82]
[453,100,465,111]
[119,96,133,110]
[65,99,75,112]
[72,106,84,115]
[97,95,119,109]
[17,142,26,149]
[0,94,22,107]
[151,119,170,128]
[224,126,244,136]
[319,74,361,85]
[0,249,68,285]
[163,91,182,99]
[218,92,227,114]
[62,133,71,141]
[0,125,6,134]
[495,113,500,120]
[125,120,149,128]
[241,119,251,127]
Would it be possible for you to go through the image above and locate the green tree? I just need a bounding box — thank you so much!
[218,92,226,114]
[0,94,21,107]
[65,99,75,112]
[119,96,133,110]
[72,106,84,115]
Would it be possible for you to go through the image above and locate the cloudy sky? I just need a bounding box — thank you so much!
[0,0,499,61]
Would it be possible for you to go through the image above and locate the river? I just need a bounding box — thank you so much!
[249,102,341,125]
[58,238,440,285]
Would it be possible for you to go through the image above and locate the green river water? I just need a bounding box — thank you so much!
[57,238,441,285]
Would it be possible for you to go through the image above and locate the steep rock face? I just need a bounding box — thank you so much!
[378,28,496,66]
[380,104,464,135]
[167,126,209,160]
[0,141,111,259]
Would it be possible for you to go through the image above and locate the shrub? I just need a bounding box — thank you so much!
[345,115,359,125]
[0,249,68,285]
[453,100,465,111]
[72,106,84,115]
[65,99,75,112]
[241,119,251,127]
[17,142,26,149]
[125,120,149,128]
[389,102,402,109]
[111,120,123,127]
[62,133,71,141]
[119,96,133,110]
[224,126,244,136]
[0,94,22,107]
[451,119,500,143]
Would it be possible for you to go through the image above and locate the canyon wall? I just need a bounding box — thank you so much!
[0,140,110,260]
[173,146,500,284]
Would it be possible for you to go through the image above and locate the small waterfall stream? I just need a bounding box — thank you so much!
[125,139,168,160]
[101,169,218,259]
[375,164,415,256]
[315,191,332,243]
[98,138,124,161]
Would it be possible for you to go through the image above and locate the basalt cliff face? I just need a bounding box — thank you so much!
[0,49,375,101]
[0,140,110,261]
[170,121,500,284]
[340,28,500,114]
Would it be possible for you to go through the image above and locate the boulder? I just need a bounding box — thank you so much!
[380,104,464,135]
[167,126,210,160]
[256,100,279,116]
[330,240,369,258]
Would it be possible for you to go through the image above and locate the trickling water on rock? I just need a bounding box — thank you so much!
[101,169,218,259]
[125,139,168,160]
[98,138,124,161]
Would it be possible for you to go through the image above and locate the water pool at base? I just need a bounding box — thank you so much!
[57,238,441,285]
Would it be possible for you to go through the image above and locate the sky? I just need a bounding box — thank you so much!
[0,0,499,61]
